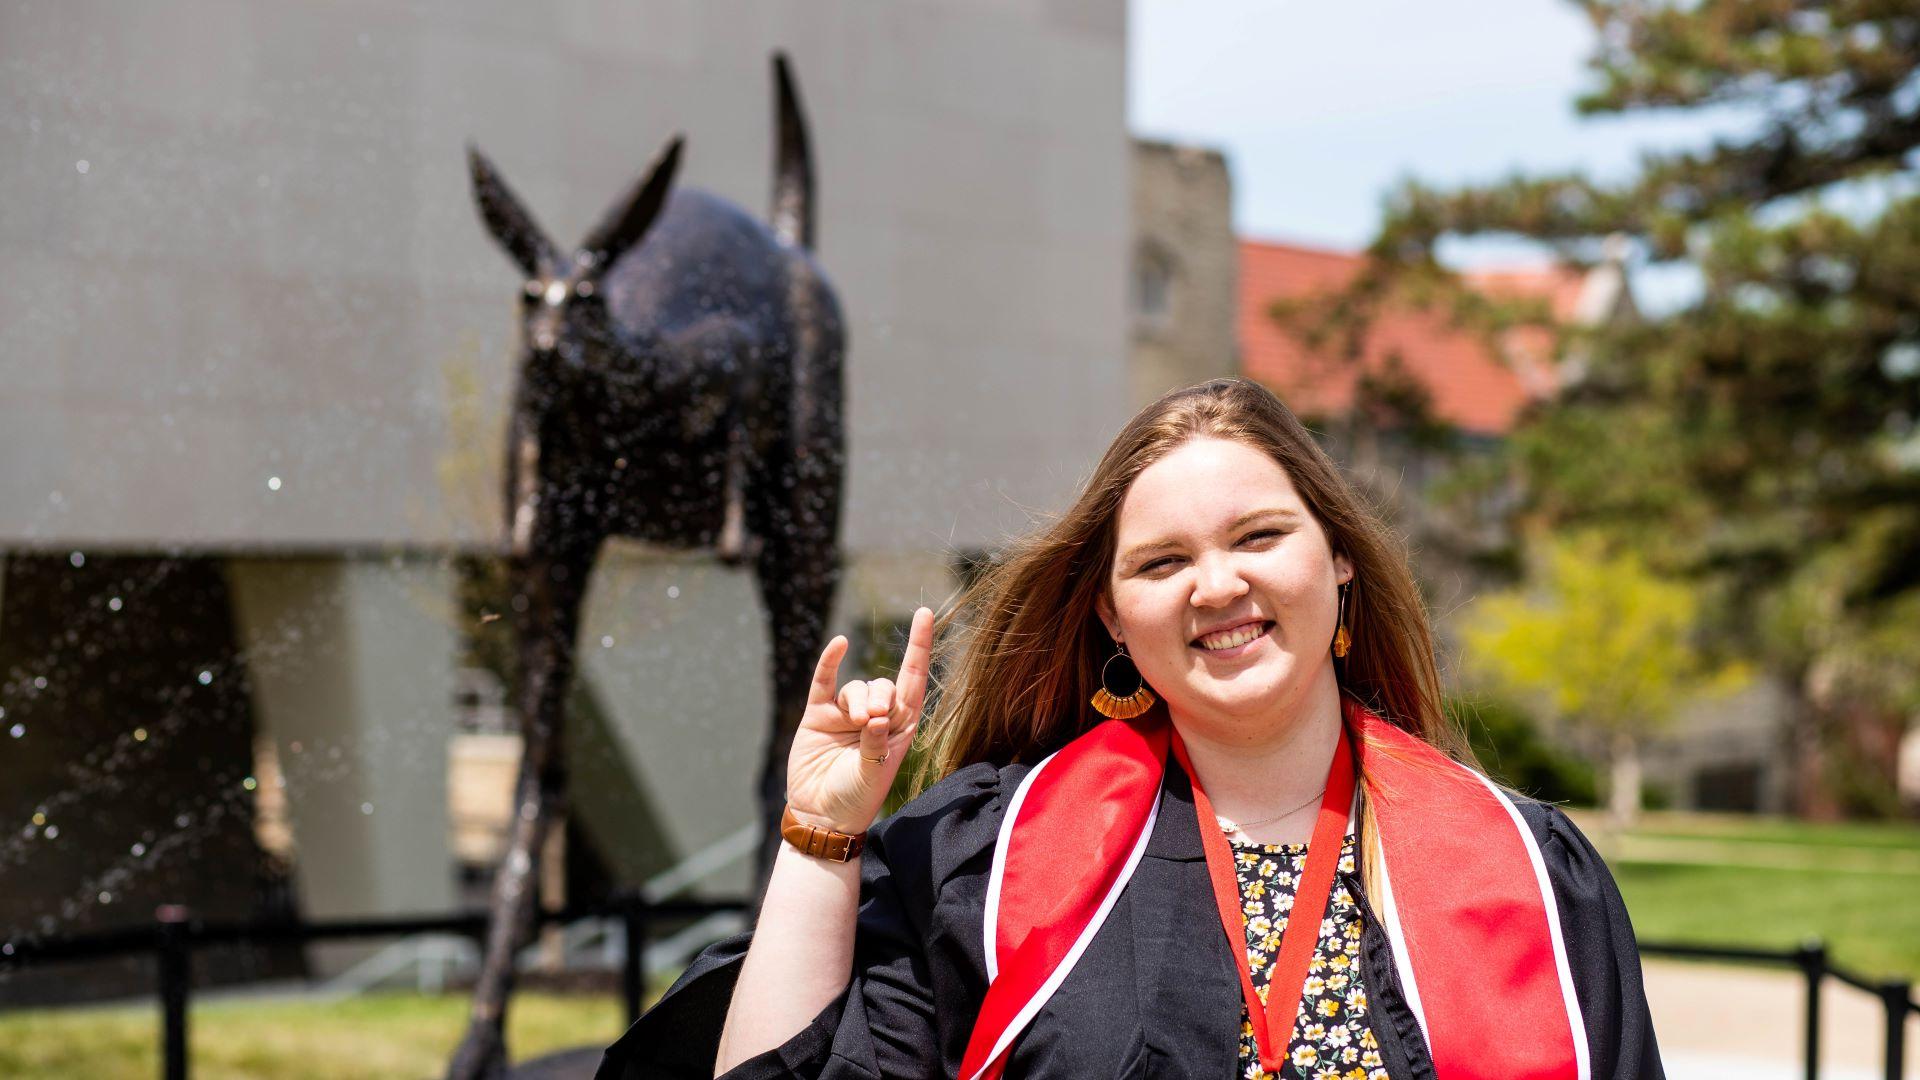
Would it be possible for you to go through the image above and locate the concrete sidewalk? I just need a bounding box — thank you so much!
[1645,958,1919,1078]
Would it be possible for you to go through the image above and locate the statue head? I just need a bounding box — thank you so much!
[465,136,684,368]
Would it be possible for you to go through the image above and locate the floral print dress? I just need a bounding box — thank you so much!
[1229,833,1389,1080]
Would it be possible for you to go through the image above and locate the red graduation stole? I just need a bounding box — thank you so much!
[959,695,1589,1080]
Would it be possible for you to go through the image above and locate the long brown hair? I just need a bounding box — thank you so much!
[911,377,1472,798]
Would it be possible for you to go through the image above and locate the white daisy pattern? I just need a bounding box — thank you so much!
[1230,834,1388,1080]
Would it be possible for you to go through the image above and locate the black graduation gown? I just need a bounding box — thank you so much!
[596,757,1666,1080]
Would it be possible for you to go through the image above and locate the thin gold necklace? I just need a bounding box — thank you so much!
[1214,785,1326,833]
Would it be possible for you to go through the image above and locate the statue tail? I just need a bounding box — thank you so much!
[769,51,815,251]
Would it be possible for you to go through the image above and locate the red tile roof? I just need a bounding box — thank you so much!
[1239,238,1591,436]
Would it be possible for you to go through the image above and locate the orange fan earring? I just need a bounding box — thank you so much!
[1091,641,1157,719]
[1333,579,1353,658]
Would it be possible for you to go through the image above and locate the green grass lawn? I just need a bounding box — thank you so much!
[5,811,1916,1075]
[0,990,631,1080]
[1576,810,1920,981]
[1615,861,1920,978]
[1620,810,1920,854]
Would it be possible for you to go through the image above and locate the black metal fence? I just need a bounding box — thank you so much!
[3,909,1916,1080]
[1638,938,1917,1080]
[0,892,747,1080]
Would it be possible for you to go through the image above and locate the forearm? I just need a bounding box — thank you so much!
[712,841,863,1076]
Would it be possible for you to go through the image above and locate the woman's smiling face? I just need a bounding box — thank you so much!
[1096,436,1352,730]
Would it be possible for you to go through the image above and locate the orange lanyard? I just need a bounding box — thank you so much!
[1169,725,1356,1076]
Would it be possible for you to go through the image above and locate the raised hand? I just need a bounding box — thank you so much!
[785,606,935,835]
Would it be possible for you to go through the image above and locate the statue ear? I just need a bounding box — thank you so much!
[466,142,561,278]
[580,134,684,274]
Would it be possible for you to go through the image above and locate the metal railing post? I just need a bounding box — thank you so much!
[1882,980,1910,1080]
[156,905,191,1080]
[1801,939,1827,1080]
[622,893,649,1024]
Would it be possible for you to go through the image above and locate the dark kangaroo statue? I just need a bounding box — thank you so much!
[447,53,845,1079]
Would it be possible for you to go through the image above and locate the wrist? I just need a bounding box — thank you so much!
[774,836,864,877]
[784,804,871,835]
[781,805,868,862]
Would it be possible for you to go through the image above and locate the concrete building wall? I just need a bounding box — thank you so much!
[1645,679,1795,814]
[1,0,1132,932]
[226,557,460,921]
[562,544,963,899]
[0,0,1131,556]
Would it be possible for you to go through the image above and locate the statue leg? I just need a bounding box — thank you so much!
[447,535,601,1080]
[716,417,753,567]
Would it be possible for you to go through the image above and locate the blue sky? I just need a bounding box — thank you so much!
[1128,0,1742,294]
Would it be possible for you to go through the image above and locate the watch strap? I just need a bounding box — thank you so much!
[781,805,867,862]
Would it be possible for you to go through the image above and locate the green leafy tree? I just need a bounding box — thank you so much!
[1449,694,1602,806]
[1290,1,1920,815]
[1461,532,1750,824]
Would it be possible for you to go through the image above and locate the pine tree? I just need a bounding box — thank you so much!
[1303,1,1920,815]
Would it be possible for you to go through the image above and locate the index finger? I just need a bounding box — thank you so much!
[895,607,934,716]
[808,635,849,707]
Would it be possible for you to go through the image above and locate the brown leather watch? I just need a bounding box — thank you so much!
[781,805,866,862]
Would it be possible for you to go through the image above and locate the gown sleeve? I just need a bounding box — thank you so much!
[1524,801,1667,1080]
[594,762,1006,1080]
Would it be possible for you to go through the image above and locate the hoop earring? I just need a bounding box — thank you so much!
[1333,579,1352,659]
[1091,641,1157,719]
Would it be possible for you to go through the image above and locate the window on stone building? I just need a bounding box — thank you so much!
[1133,244,1176,331]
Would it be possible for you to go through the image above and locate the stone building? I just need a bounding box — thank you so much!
[1128,139,1237,407]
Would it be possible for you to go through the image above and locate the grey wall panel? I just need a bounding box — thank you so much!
[1,0,1129,555]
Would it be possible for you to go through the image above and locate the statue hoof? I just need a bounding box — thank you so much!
[714,531,761,568]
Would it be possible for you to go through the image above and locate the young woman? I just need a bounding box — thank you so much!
[597,378,1664,1080]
